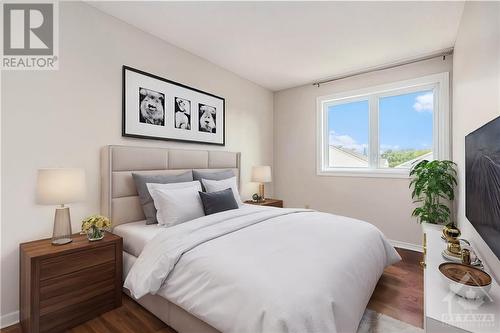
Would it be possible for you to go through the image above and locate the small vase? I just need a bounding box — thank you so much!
[443,223,461,240]
[87,226,104,241]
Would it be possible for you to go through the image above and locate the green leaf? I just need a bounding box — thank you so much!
[408,159,457,225]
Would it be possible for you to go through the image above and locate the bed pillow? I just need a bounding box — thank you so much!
[201,176,242,206]
[146,180,201,197]
[199,188,239,215]
[147,181,204,227]
[193,169,235,190]
[132,171,193,225]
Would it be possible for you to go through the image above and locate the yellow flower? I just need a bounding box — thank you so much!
[82,221,92,232]
[81,215,111,232]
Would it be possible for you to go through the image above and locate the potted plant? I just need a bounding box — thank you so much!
[81,215,111,241]
[409,160,458,229]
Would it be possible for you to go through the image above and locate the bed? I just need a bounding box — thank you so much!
[101,145,400,333]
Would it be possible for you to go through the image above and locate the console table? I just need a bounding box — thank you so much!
[423,224,500,332]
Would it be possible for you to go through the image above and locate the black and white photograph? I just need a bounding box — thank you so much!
[123,66,225,145]
[139,87,165,126]
[174,97,191,130]
[198,104,216,133]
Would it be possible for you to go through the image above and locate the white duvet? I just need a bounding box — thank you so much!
[124,205,400,333]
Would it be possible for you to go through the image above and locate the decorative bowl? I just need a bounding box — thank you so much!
[439,262,492,300]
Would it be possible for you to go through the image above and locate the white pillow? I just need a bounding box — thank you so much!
[147,180,200,193]
[201,177,242,206]
[147,181,204,227]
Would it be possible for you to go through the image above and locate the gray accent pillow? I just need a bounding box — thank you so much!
[132,171,193,224]
[193,169,235,190]
[199,188,239,215]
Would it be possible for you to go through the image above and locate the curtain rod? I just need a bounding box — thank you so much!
[312,47,454,87]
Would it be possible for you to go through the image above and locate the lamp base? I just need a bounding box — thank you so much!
[52,206,73,246]
[52,238,73,245]
[258,183,265,201]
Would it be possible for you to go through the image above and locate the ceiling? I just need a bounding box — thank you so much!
[90,1,464,91]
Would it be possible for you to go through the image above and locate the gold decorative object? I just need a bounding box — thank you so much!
[442,223,462,257]
[443,223,461,240]
[447,238,462,257]
[461,248,471,265]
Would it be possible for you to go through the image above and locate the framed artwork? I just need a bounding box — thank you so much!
[122,66,225,145]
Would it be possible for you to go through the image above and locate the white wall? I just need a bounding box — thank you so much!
[274,57,452,246]
[452,1,500,280]
[0,2,274,324]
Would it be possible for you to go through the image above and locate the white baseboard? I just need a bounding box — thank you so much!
[389,239,423,252]
[1,311,19,329]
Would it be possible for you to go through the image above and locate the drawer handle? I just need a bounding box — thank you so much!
[420,233,427,269]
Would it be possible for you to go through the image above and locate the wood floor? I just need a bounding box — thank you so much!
[367,248,424,328]
[2,248,422,333]
[1,297,175,333]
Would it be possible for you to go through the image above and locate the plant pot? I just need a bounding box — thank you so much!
[87,226,104,241]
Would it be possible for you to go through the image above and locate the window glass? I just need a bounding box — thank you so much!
[327,100,369,168]
[379,90,434,168]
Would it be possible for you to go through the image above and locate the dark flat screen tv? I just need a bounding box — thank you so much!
[465,115,500,259]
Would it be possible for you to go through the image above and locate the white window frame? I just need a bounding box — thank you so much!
[316,72,450,178]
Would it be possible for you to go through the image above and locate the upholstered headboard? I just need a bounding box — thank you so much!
[100,145,241,227]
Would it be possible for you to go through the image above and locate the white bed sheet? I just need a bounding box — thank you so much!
[114,205,257,257]
[113,220,162,257]
[123,251,136,278]
[125,206,401,333]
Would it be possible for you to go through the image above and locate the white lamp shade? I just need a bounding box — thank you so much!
[251,166,272,183]
[37,168,86,205]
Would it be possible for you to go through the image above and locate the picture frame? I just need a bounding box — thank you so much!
[122,66,225,145]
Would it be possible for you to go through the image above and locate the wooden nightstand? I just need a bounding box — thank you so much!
[244,198,283,208]
[19,232,122,333]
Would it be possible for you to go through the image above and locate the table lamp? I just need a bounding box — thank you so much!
[37,168,86,245]
[251,166,272,202]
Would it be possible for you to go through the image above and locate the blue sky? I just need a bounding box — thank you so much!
[328,90,433,154]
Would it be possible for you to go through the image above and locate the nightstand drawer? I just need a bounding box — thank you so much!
[39,290,116,333]
[40,278,115,316]
[40,263,115,301]
[40,244,115,280]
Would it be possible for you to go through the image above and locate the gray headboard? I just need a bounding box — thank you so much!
[100,145,241,227]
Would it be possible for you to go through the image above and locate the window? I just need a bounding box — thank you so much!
[327,100,369,168]
[317,73,449,177]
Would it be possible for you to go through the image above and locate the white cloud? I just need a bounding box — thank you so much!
[329,131,367,153]
[413,92,433,112]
